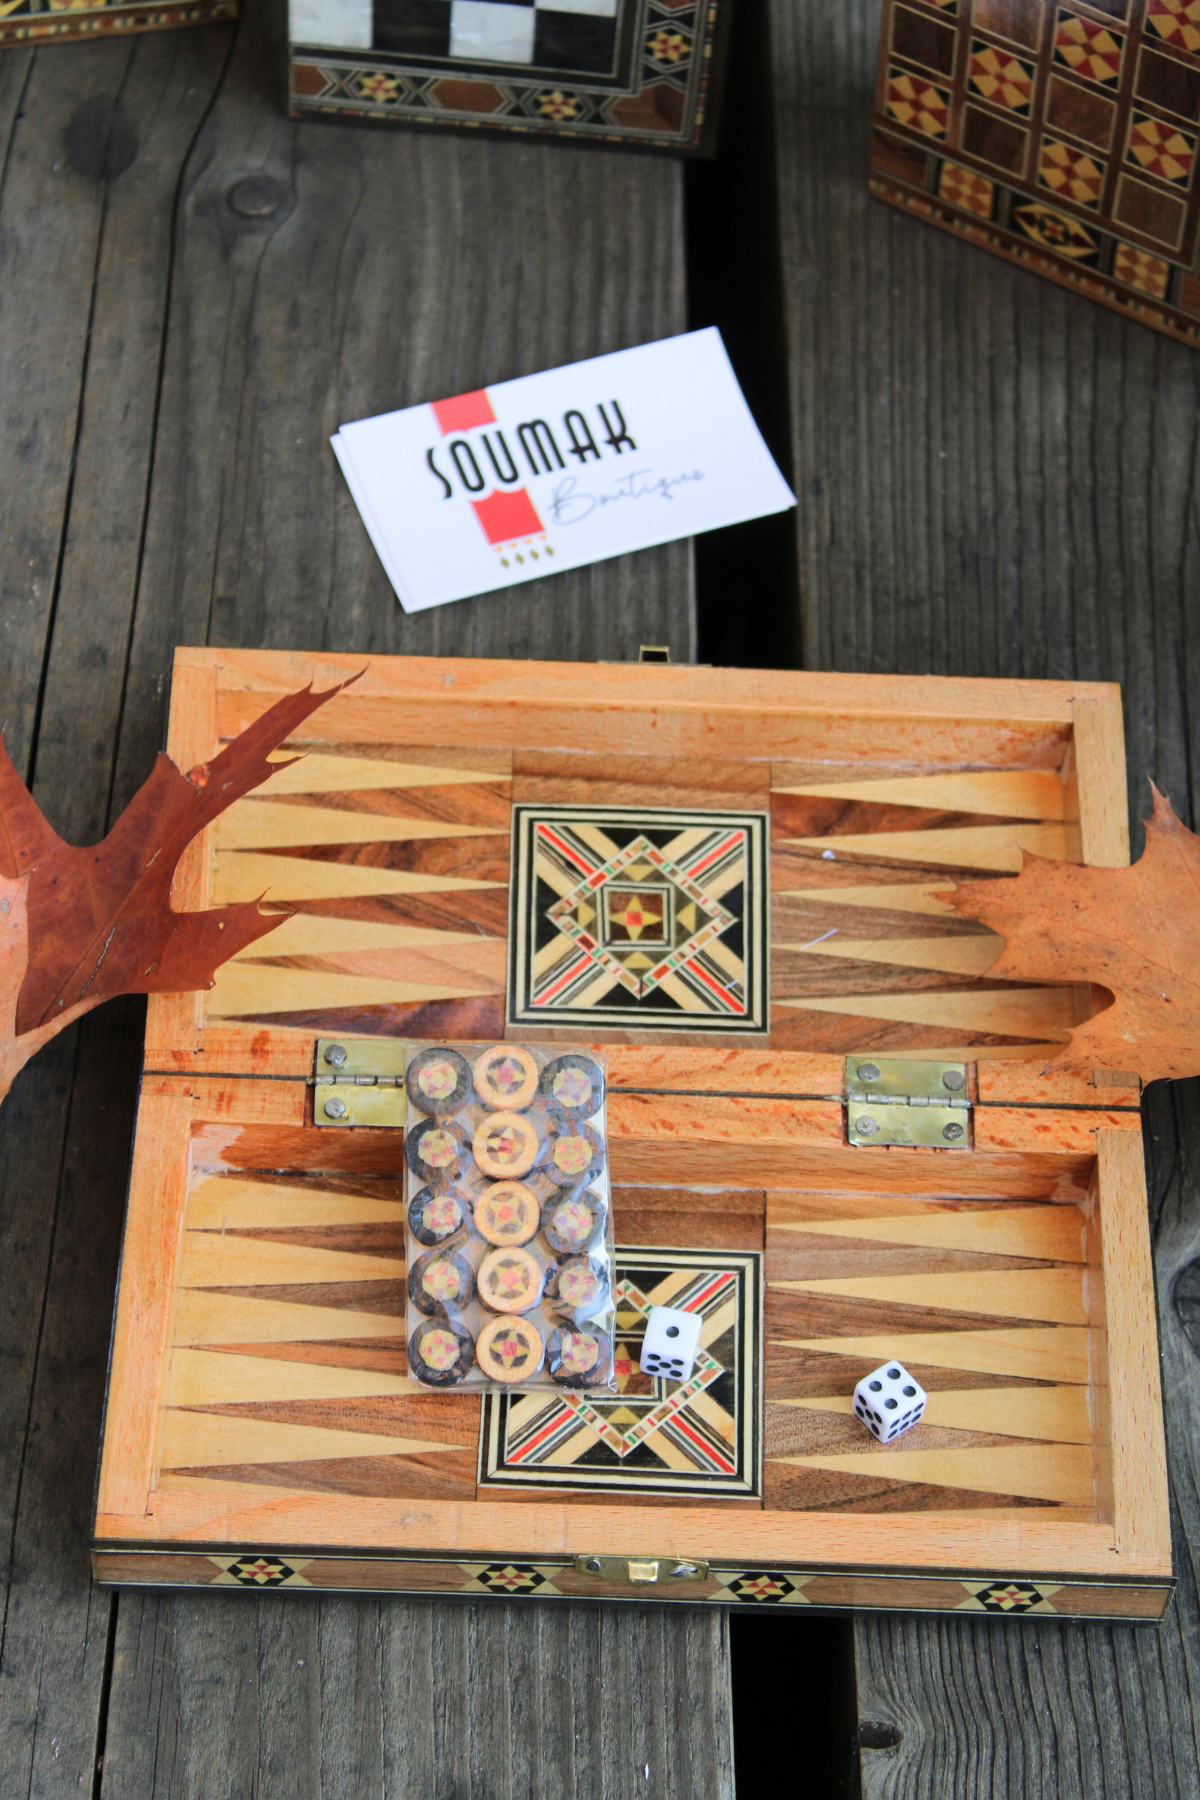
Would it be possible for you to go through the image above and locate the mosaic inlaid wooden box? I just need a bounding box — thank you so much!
[0,0,235,48]
[285,0,730,152]
[871,0,1200,348]
[92,649,1173,1621]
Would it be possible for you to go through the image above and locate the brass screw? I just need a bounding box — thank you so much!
[942,1121,964,1142]
[324,1095,347,1119]
[324,1043,348,1068]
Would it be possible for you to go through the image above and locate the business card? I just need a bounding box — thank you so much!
[332,328,795,612]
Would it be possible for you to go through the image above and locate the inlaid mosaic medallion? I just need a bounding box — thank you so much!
[507,805,768,1034]
[478,1247,763,1497]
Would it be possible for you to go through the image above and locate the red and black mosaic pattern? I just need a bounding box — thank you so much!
[871,0,1200,346]
[478,1246,763,1497]
[508,805,768,1036]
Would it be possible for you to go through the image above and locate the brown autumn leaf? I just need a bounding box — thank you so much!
[0,870,102,1104]
[0,674,358,1055]
[948,784,1200,1083]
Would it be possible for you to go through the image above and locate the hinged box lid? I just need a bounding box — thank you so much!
[145,648,1134,1091]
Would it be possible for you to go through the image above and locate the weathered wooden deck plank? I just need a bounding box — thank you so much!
[113,0,693,819]
[0,1,724,1796]
[0,29,232,1800]
[0,37,135,781]
[769,2,1200,1793]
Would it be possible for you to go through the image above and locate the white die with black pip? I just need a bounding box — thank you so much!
[853,1360,926,1442]
[640,1305,702,1383]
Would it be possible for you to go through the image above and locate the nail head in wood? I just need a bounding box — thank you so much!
[228,176,284,219]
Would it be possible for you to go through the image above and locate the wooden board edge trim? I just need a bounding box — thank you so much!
[92,1493,1171,1577]
[94,1087,193,1519]
[139,1072,1130,1147]
[177,646,1107,726]
[0,0,236,44]
[139,1036,1143,1115]
[89,1547,1174,1620]
[1096,1128,1171,1564]
[1072,689,1131,870]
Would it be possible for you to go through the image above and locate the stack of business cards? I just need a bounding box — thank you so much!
[332,328,796,613]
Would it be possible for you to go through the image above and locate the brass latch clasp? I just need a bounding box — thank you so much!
[573,1555,709,1584]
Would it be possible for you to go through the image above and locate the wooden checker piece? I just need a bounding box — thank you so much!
[541,1190,605,1255]
[407,1247,475,1316]
[407,1318,474,1387]
[477,1246,545,1314]
[538,1053,605,1117]
[406,1046,473,1116]
[543,1116,605,1187]
[476,1315,545,1385]
[547,1325,612,1390]
[473,1045,540,1111]
[408,1184,473,1248]
[545,1256,609,1317]
[473,1110,541,1179]
[473,1181,540,1247]
[406,1117,473,1184]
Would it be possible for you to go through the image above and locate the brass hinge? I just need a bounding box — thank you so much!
[574,1555,709,1585]
[313,1039,408,1127]
[638,645,671,663]
[845,1056,970,1149]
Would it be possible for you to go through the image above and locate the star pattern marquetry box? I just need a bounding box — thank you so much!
[871,0,1200,348]
[92,650,1173,1622]
[0,0,235,47]
[285,0,731,152]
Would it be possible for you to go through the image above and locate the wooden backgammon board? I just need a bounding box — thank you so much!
[91,649,1172,1621]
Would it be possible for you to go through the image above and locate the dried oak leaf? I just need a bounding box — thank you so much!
[948,785,1200,1083]
[0,870,98,1104]
[0,676,358,1037]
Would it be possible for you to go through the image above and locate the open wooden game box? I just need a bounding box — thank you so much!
[92,649,1172,1621]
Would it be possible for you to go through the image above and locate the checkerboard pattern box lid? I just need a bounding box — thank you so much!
[287,0,734,153]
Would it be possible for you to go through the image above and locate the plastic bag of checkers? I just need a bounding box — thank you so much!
[402,1044,615,1394]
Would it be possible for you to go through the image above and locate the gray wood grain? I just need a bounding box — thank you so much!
[99,1593,733,1800]
[0,1,722,1797]
[30,25,235,846]
[770,2,1200,1794]
[0,29,231,1800]
[0,38,133,782]
[114,0,693,819]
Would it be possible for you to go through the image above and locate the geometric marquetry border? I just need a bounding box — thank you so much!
[872,155,1200,349]
[289,0,729,154]
[0,0,235,45]
[131,1554,1173,1619]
